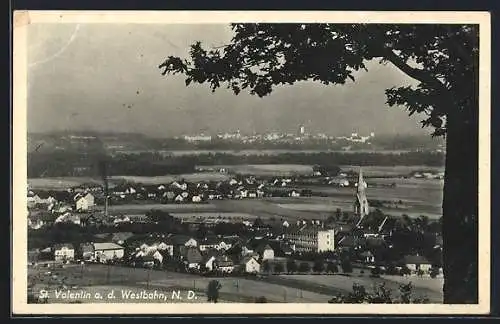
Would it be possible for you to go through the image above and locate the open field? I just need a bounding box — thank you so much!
[28,168,443,219]
[279,273,443,303]
[340,165,445,177]
[28,173,230,189]
[28,177,104,189]
[213,199,325,221]
[148,277,333,303]
[109,173,230,184]
[96,203,219,214]
[201,164,315,176]
[115,149,415,157]
[169,212,259,221]
[28,264,333,303]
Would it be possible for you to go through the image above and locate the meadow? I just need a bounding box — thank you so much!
[339,165,445,177]
[279,273,443,303]
[109,173,230,184]
[169,212,259,221]
[203,164,315,176]
[97,204,219,214]
[27,164,444,219]
[28,264,333,303]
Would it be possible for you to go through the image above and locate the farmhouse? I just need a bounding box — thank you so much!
[80,243,94,261]
[401,254,432,273]
[53,243,75,262]
[74,192,95,211]
[214,255,234,273]
[181,247,203,269]
[93,242,125,262]
[241,256,260,274]
[201,249,221,271]
[198,237,221,251]
[135,249,163,267]
[256,243,275,261]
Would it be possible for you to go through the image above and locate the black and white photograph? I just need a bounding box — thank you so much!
[12,11,491,315]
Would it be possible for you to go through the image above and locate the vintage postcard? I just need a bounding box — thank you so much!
[12,11,491,315]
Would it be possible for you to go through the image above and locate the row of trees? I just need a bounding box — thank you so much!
[28,149,445,178]
[205,280,429,304]
[261,259,353,275]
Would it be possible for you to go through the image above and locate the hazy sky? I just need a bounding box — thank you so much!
[27,23,429,137]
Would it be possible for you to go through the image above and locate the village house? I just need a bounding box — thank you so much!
[53,243,75,262]
[111,232,135,246]
[163,190,176,202]
[214,255,235,273]
[240,256,260,274]
[401,254,433,273]
[28,211,55,229]
[78,243,94,261]
[171,181,188,191]
[54,212,82,226]
[201,249,221,271]
[256,243,275,261]
[360,251,376,264]
[135,248,163,267]
[93,242,125,263]
[198,237,222,251]
[74,192,95,211]
[113,215,131,224]
[161,235,198,257]
[181,247,203,270]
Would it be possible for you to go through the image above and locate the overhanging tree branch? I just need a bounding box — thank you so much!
[383,49,449,92]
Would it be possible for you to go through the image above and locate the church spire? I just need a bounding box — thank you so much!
[355,167,370,228]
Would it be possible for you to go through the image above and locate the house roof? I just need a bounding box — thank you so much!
[111,232,135,243]
[80,243,94,253]
[256,243,273,254]
[166,234,196,245]
[402,254,431,265]
[199,236,220,246]
[360,251,374,257]
[215,255,234,267]
[94,233,112,240]
[366,237,386,247]
[140,249,161,262]
[183,247,203,263]
[53,243,74,250]
[93,242,124,251]
[240,256,259,265]
[338,236,366,248]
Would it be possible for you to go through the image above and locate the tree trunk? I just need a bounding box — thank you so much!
[442,103,479,304]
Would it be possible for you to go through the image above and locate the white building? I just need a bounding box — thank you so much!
[317,229,336,252]
[53,244,75,262]
[241,256,261,273]
[93,242,125,262]
[285,225,336,253]
[74,193,95,211]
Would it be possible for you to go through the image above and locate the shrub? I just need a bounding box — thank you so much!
[341,259,353,273]
[328,282,428,304]
[255,296,267,303]
[298,262,311,273]
[429,267,440,278]
[326,262,339,274]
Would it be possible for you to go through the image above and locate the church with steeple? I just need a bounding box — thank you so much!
[354,167,370,228]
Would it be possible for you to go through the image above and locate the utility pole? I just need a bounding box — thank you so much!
[147,268,151,289]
